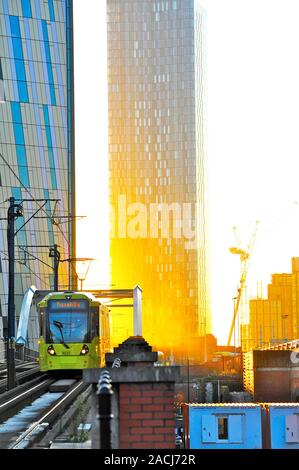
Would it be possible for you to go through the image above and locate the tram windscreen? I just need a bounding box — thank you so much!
[47,299,89,344]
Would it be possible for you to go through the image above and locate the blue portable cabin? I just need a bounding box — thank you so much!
[184,403,263,449]
[267,403,299,449]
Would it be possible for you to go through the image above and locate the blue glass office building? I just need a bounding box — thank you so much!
[0,0,74,337]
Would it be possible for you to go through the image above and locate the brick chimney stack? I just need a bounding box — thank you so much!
[84,336,180,449]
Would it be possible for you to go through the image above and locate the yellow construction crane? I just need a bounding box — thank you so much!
[227,221,259,346]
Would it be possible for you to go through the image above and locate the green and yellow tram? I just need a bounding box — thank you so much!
[38,291,111,372]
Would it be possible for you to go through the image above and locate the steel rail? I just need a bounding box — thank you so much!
[0,361,38,375]
[0,366,41,393]
[0,362,37,378]
[0,374,48,406]
[0,379,53,417]
[10,380,87,449]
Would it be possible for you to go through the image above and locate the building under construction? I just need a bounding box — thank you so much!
[241,257,299,351]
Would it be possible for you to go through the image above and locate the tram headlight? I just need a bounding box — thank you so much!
[80,344,89,355]
[47,345,56,356]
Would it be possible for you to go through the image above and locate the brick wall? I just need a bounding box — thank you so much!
[119,382,175,449]
[84,336,180,449]
[254,370,291,402]
[290,369,299,401]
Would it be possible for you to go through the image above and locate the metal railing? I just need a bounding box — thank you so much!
[15,346,39,362]
[97,370,114,449]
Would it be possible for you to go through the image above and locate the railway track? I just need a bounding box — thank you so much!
[0,376,53,421]
[0,361,37,378]
[0,378,89,449]
[0,362,41,393]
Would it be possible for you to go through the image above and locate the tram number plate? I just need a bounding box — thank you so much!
[62,351,71,355]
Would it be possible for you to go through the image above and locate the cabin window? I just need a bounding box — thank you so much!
[218,417,228,440]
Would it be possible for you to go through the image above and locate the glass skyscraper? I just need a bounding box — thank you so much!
[107,0,211,361]
[0,0,74,338]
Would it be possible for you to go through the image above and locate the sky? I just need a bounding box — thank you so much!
[73,0,110,289]
[200,0,299,343]
[74,0,299,344]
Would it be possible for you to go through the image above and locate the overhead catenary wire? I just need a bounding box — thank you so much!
[2,244,64,271]
[18,246,55,270]
[19,262,49,289]
[0,246,51,289]
[256,201,299,244]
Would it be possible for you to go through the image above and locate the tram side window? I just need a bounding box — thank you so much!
[39,309,45,337]
[90,307,99,338]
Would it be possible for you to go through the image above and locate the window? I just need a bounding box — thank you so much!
[46,299,90,344]
[18,166,30,187]
[16,145,27,165]
[9,16,21,38]
[90,307,99,338]
[17,80,29,103]
[39,308,45,336]
[12,38,24,60]
[218,417,228,440]
[21,0,32,18]
[0,77,4,103]
[0,56,4,102]
[48,0,55,21]
[202,414,243,444]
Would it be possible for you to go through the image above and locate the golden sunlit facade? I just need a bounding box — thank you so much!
[107,0,211,361]
[242,257,299,351]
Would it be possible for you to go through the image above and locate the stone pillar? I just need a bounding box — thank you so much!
[84,336,180,449]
